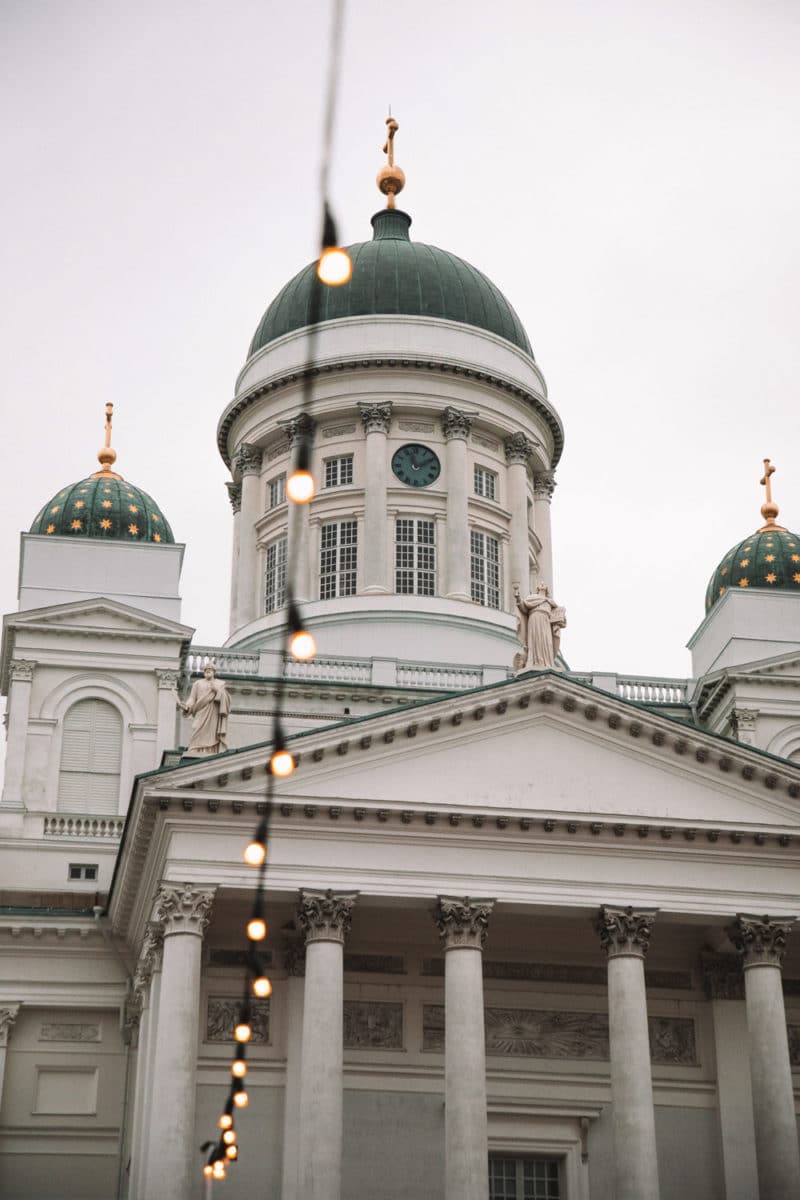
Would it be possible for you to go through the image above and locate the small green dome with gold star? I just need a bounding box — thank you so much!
[29,404,175,545]
[705,460,800,613]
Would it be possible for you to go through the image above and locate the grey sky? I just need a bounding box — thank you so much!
[2,0,799,680]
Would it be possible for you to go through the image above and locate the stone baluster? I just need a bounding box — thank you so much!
[142,885,215,1200]
[596,905,660,1200]
[504,434,535,599]
[226,480,242,636]
[232,444,263,630]
[442,408,472,600]
[359,403,392,593]
[532,472,556,592]
[435,895,495,1200]
[296,889,357,1200]
[732,914,800,1200]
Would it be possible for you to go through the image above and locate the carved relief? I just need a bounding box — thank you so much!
[225,481,242,514]
[596,905,657,959]
[533,472,556,500]
[206,997,270,1044]
[153,883,215,937]
[472,434,499,452]
[399,421,435,434]
[297,889,356,946]
[0,1005,21,1048]
[282,932,306,977]
[732,914,795,967]
[504,432,535,466]
[322,423,357,439]
[421,958,691,989]
[435,896,494,950]
[232,443,263,477]
[700,952,744,1000]
[40,1023,100,1042]
[422,1004,697,1064]
[358,402,392,435]
[343,1001,403,1049]
[787,1024,800,1068]
[441,407,472,441]
[344,954,405,975]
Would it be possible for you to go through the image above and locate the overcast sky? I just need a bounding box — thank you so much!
[2,0,799,684]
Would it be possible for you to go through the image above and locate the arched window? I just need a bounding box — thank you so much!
[58,699,123,814]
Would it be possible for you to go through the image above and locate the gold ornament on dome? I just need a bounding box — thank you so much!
[376,115,405,209]
[90,402,122,480]
[757,457,787,532]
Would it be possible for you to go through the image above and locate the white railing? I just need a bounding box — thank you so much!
[43,815,125,838]
[283,656,372,683]
[615,676,689,704]
[187,646,261,675]
[397,663,483,690]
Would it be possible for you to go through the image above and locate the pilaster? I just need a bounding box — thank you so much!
[442,408,472,600]
[504,434,535,595]
[0,1003,21,1112]
[232,443,263,629]
[1,660,35,810]
[532,471,556,592]
[359,402,392,593]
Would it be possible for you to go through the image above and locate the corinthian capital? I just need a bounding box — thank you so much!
[533,472,556,500]
[504,433,535,466]
[232,443,262,477]
[359,402,392,435]
[297,889,357,946]
[225,480,242,514]
[596,905,657,959]
[0,1004,21,1048]
[435,895,494,950]
[9,660,35,683]
[153,883,215,937]
[285,413,316,450]
[732,914,795,968]
[441,407,472,441]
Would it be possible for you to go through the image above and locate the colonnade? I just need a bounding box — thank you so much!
[126,889,800,1200]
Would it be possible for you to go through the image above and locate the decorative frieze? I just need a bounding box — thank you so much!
[596,905,657,959]
[435,896,494,950]
[153,883,215,938]
[472,434,499,452]
[297,889,357,946]
[399,420,435,433]
[504,432,535,466]
[344,953,405,975]
[421,958,691,989]
[39,1022,100,1042]
[0,1004,21,1048]
[282,931,307,976]
[208,948,273,970]
[225,481,242,514]
[206,997,270,1044]
[322,422,357,439]
[788,1024,800,1068]
[422,1003,696,1065]
[533,472,556,500]
[732,914,795,968]
[700,951,744,1000]
[343,1000,403,1049]
[441,406,472,441]
[358,402,392,435]
[232,442,263,477]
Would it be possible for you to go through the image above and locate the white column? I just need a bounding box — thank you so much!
[442,408,472,600]
[286,415,315,603]
[296,889,357,1200]
[280,935,307,1200]
[0,1004,21,1108]
[155,671,179,760]
[532,472,556,592]
[226,481,242,637]
[1,661,35,810]
[359,402,392,593]
[129,923,163,1199]
[734,914,800,1200]
[701,953,758,1200]
[435,896,495,1200]
[231,443,262,631]
[504,434,535,598]
[143,884,215,1200]
[597,905,660,1200]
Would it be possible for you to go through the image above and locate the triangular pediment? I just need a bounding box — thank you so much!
[4,596,193,638]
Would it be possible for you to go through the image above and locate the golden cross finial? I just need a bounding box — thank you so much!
[376,115,405,209]
[757,457,785,532]
[91,401,121,479]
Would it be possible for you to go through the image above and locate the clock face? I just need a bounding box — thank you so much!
[391,443,441,488]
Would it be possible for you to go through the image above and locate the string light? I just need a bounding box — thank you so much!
[222,1129,237,1146]
[243,838,266,866]
[212,1160,226,1180]
[203,1164,214,1178]
[226,1144,239,1161]
[253,973,272,998]
[231,1045,247,1078]
[247,915,267,940]
[233,1084,249,1108]
[285,469,315,504]
[270,747,295,777]
[234,1020,252,1043]
[218,1112,233,1131]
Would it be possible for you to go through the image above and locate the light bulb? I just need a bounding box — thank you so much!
[317,246,352,286]
[226,1144,239,1160]
[243,839,266,867]
[234,1021,252,1043]
[286,470,315,504]
[232,1059,247,1078]
[270,749,295,778]
[253,975,272,998]
[203,1164,214,1178]
[233,1089,249,1108]
[218,1112,233,1130]
[212,1161,226,1179]
[289,629,316,661]
[247,916,267,941]
[223,1129,236,1146]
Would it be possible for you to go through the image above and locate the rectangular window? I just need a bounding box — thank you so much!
[319,521,357,599]
[474,464,497,501]
[324,455,354,488]
[264,536,288,613]
[68,864,98,881]
[395,519,436,595]
[268,474,286,509]
[471,530,500,608]
[489,1157,561,1200]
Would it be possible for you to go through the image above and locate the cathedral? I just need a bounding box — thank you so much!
[1,129,799,1200]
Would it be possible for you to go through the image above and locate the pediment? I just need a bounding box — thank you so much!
[4,597,193,639]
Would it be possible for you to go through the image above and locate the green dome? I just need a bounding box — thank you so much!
[248,209,533,358]
[30,475,175,544]
[705,527,800,612]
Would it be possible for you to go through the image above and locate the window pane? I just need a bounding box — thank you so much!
[325,456,353,488]
[489,1157,518,1199]
[264,536,288,613]
[320,521,358,598]
[470,530,500,608]
[395,519,436,596]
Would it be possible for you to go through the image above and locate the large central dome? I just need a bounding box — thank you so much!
[248,209,533,358]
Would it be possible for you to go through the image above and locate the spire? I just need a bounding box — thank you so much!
[90,402,122,480]
[376,115,405,209]
[757,457,786,532]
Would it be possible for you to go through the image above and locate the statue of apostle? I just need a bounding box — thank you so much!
[513,583,566,672]
[175,664,232,756]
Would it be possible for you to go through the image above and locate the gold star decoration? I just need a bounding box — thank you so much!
[153,532,162,543]
[70,519,82,530]
[739,558,749,567]
[101,500,112,508]
[128,523,138,535]
[79,488,88,493]
[719,586,725,595]
[765,573,777,583]
[744,545,751,551]
[127,492,134,498]
[129,505,138,513]
[104,488,111,494]
[152,514,159,522]
[794,573,800,583]
[46,524,55,534]
[74,500,85,509]
[792,555,800,563]
[721,567,728,576]
[50,505,59,513]
[739,578,749,588]
[765,554,775,562]
[100,519,112,530]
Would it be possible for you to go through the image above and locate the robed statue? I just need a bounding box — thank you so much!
[513,583,566,672]
[175,664,231,756]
